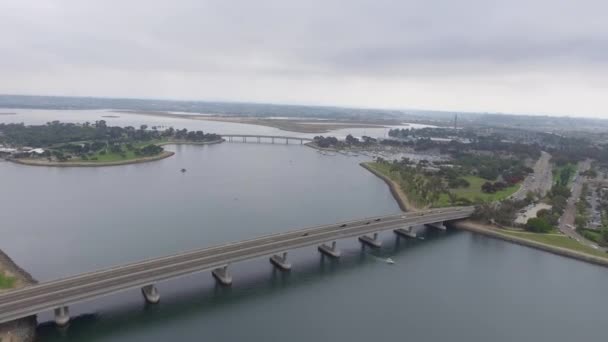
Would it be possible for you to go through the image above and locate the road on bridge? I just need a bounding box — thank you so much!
[0,206,473,324]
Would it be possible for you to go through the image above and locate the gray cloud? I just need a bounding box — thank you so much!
[1,0,608,117]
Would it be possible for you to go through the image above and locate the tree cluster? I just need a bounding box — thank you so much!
[481,181,508,193]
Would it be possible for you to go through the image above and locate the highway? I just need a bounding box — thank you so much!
[511,151,553,201]
[0,206,473,324]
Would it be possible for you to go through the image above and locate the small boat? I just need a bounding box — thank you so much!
[180,168,187,173]
[385,258,395,264]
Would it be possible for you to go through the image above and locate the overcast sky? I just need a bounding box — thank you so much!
[1,0,607,117]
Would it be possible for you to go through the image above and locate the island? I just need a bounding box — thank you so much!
[0,121,223,167]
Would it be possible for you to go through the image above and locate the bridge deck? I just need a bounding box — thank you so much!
[221,134,312,141]
[0,206,473,324]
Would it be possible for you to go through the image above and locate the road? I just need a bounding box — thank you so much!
[557,159,602,250]
[0,206,473,324]
[512,151,553,201]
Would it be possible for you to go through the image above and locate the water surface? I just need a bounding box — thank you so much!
[0,139,606,342]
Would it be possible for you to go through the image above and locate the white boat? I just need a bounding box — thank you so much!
[385,258,395,264]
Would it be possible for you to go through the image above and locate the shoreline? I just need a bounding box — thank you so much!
[452,220,608,268]
[0,249,37,342]
[359,162,419,212]
[10,151,176,167]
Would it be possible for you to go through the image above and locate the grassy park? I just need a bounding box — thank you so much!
[366,162,521,209]
[0,273,16,289]
[435,175,520,207]
[498,229,608,258]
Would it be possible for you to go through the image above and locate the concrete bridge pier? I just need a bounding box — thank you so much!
[141,284,160,304]
[285,138,289,144]
[270,252,291,271]
[242,136,246,143]
[394,227,417,238]
[359,233,382,248]
[54,306,70,326]
[425,222,446,230]
[271,137,275,144]
[257,137,261,143]
[318,241,341,258]
[212,265,233,286]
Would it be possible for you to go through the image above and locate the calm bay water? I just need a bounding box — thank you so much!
[1,113,608,341]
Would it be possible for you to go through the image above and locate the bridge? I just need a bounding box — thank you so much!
[0,206,473,326]
[221,134,313,144]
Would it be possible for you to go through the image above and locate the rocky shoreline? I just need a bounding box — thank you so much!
[0,249,37,342]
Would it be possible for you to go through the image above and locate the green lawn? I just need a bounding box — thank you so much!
[0,273,16,289]
[79,140,168,162]
[498,229,608,258]
[436,175,520,207]
[89,149,139,162]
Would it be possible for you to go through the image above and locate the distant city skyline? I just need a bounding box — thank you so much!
[1,0,607,118]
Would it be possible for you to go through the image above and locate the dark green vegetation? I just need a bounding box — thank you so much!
[516,182,576,233]
[0,273,16,289]
[369,152,528,208]
[0,121,221,163]
[525,217,553,233]
[553,163,576,187]
[575,183,590,230]
[312,135,376,148]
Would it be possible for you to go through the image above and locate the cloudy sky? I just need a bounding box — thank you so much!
[1,0,607,117]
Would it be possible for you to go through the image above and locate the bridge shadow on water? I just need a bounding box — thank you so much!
[36,226,463,341]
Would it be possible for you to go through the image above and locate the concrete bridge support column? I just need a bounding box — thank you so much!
[359,233,382,248]
[242,137,246,143]
[228,136,233,142]
[425,222,446,230]
[394,227,417,238]
[54,306,70,326]
[318,241,341,258]
[271,137,275,144]
[257,137,260,144]
[212,265,233,286]
[285,138,289,144]
[141,284,160,304]
[300,139,303,144]
[270,252,291,271]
